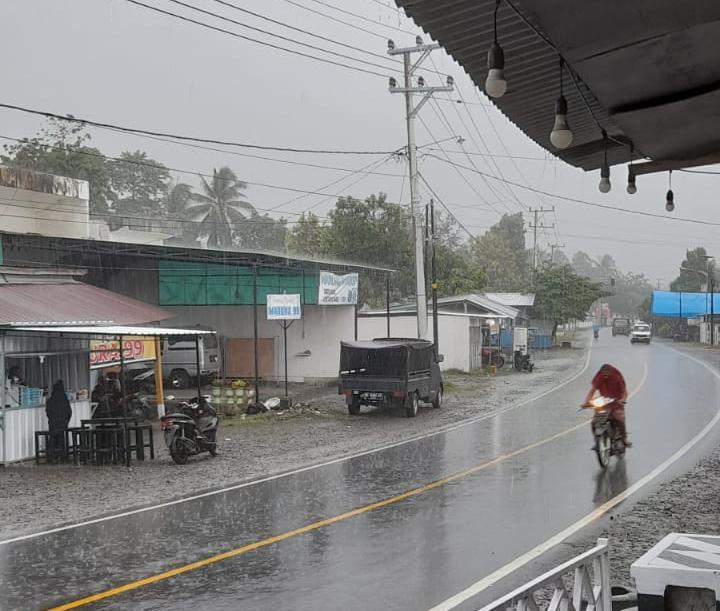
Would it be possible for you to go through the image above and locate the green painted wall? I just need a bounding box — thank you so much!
[158,261,318,306]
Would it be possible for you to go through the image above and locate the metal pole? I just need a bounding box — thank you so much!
[403,51,428,340]
[195,335,202,405]
[532,209,538,269]
[711,265,715,346]
[283,322,289,398]
[1,332,6,466]
[153,336,165,418]
[253,266,259,405]
[119,335,129,467]
[430,199,439,353]
[354,303,358,340]
[386,274,391,338]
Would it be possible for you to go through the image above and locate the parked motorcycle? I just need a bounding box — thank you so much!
[513,350,534,372]
[582,396,625,468]
[161,396,218,465]
[481,346,506,368]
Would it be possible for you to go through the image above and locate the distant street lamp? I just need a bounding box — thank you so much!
[681,256,715,345]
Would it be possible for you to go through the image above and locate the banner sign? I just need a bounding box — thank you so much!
[90,337,156,370]
[318,271,358,305]
[267,294,302,320]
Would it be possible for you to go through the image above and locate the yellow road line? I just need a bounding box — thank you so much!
[50,368,648,610]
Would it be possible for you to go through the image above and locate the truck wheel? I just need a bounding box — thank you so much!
[348,399,361,415]
[170,369,190,390]
[432,387,443,409]
[405,392,419,418]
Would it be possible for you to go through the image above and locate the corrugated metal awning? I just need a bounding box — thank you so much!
[397,0,720,171]
[0,282,170,326]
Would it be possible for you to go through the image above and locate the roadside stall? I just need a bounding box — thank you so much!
[1,325,215,466]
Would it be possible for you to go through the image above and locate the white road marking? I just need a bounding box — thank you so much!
[0,338,594,546]
[429,346,720,611]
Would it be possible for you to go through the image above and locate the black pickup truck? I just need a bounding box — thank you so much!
[338,338,443,418]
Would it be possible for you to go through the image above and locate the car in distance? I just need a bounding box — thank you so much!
[612,317,633,336]
[630,322,652,344]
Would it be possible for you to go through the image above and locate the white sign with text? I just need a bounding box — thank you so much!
[318,271,359,305]
[267,294,302,320]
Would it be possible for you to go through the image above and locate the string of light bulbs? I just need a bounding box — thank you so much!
[482,0,681,211]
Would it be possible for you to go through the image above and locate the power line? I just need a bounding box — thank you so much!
[0,101,399,155]
[417,172,476,241]
[0,135,404,205]
[277,0,390,41]
[120,0,393,79]
[428,99,518,214]
[417,112,506,216]
[207,0,404,66]
[0,134,402,179]
[442,77,528,212]
[162,0,401,74]
[425,153,720,228]
[301,0,415,35]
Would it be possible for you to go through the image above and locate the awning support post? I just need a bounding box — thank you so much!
[195,335,202,406]
[154,337,165,418]
[119,334,130,468]
[253,265,260,405]
[386,274,391,338]
[1,332,6,467]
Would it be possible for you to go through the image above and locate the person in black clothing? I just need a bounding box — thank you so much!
[46,380,72,463]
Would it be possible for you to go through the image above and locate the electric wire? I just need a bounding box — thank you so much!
[162,0,402,74]
[121,0,394,79]
[206,0,405,66]
[425,153,720,228]
[0,101,398,155]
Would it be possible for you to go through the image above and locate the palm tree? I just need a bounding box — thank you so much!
[185,167,255,248]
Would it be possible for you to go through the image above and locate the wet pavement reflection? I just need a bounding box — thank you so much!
[1,337,719,610]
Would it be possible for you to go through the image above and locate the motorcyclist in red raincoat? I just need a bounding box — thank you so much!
[583,363,631,447]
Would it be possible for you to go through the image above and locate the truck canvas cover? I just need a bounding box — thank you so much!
[340,339,434,377]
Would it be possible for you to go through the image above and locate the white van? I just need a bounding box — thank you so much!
[161,334,221,389]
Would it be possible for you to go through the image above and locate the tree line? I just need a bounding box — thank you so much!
[4,118,604,333]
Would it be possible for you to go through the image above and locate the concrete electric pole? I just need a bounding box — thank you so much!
[549,243,565,264]
[527,207,555,269]
[388,37,453,339]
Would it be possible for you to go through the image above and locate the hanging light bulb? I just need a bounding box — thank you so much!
[666,170,675,212]
[550,59,573,149]
[598,130,611,193]
[485,0,506,98]
[627,169,637,194]
[626,143,636,194]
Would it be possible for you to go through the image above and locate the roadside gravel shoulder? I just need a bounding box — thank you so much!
[561,340,720,591]
[0,338,588,540]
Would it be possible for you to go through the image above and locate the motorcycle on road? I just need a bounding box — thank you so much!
[582,396,625,468]
[161,396,219,465]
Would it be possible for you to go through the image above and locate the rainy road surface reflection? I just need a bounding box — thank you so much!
[2,337,720,611]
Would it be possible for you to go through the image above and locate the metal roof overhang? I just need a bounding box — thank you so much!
[397,0,720,172]
[0,282,170,327]
[9,325,214,338]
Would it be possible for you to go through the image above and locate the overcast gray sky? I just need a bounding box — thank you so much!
[3,0,720,284]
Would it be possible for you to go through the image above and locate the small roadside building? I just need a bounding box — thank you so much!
[0,165,390,385]
[358,293,520,372]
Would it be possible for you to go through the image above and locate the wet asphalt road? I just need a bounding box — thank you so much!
[2,333,720,611]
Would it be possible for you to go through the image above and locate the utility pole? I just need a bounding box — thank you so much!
[549,242,565,264]
[429,200,439,352]
[388,36,453,339]
[527,207,555,269]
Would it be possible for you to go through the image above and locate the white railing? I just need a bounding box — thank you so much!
[479,538,612,611]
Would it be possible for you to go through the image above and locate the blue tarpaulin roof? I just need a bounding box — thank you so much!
[651,290,719,318]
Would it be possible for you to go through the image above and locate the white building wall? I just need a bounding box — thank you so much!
[0,167,90,240]
[163,304,354,381]
[357,314,470,371]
